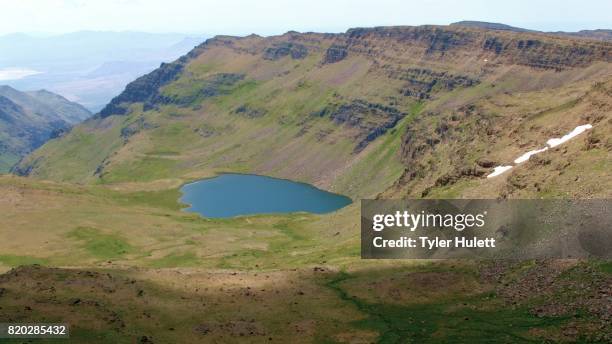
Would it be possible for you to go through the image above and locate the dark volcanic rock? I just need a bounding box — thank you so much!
[323,44,348,64]
[382,66,479,99]
[263,42,308,60]
[49,126,71,139]
[476,158,497,168]
[481,36,610,70]
[119,117,158,142]
[10,157,41,176]
[347,26,475,55]
[435,167,487,187]
[318,100,405,151]
[99,62,184,117]
[344,26,611,70]
[234,104,266,118]
[155,73,245,107]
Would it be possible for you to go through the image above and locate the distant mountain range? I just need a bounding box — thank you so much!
[0,85,91,172]
[0,31,207,111]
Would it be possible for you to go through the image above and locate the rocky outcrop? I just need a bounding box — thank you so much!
[382,66,479,99]
[481,36,611,70]
[341,26,611,70]
[234,104,266,118]
[99,69,245,116]
[263,42,308,60]
[346,26,476,55]
[420,166,488,197]
[476,158,497,168]
[156,73,245,107]
[99,62,184,117]
[96,35,242,118]
[323,44,348,64]
[316,100,405,151]
[435,166,487,187]
[10,156,43,176]
[401,114,446,162]
[119,117,158,142]
[394,102,498,195]
[49,126,71,139]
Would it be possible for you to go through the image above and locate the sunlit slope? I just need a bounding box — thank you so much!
[16,26,612,198]
[0,174,360,269]
[0,175,610,343]
[384,74,612,198]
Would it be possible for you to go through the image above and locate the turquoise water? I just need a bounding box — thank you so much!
[180,174,352,218]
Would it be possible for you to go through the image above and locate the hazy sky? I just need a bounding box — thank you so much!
[1,0,610,36]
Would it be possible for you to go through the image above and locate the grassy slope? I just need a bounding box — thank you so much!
[1,175,610,343]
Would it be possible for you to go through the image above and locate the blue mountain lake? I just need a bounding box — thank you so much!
[180,174,352,218]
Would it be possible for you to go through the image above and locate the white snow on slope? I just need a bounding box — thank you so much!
[487,124,593,178]
[486,166,513,178]
[546,124,593,148]
[514,147,549,164]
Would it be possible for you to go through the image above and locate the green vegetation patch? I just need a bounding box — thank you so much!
[161,73,247,106]
[325,268,573,343]
[100,156,178,183]
[113,188,183,211]
[68,227,135,259]
[596,261,612,274]
[148,251,200,268]
[0,255,48,267]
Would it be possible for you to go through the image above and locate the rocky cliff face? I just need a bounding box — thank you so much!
[263,42,308,60]
[15,24,612,198]
[337,26,611,70]
[98,62,184,117]
[314,100,405,152]
[96,25,612,119]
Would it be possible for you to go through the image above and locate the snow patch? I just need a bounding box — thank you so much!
[486,124,593,178]
[546,124,593,148]
[486,166,513,178]
[514,147,549,164]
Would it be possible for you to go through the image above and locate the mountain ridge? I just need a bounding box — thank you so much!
[451,20,612,41]
[94,24,611,119]
[15,24,612,198]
